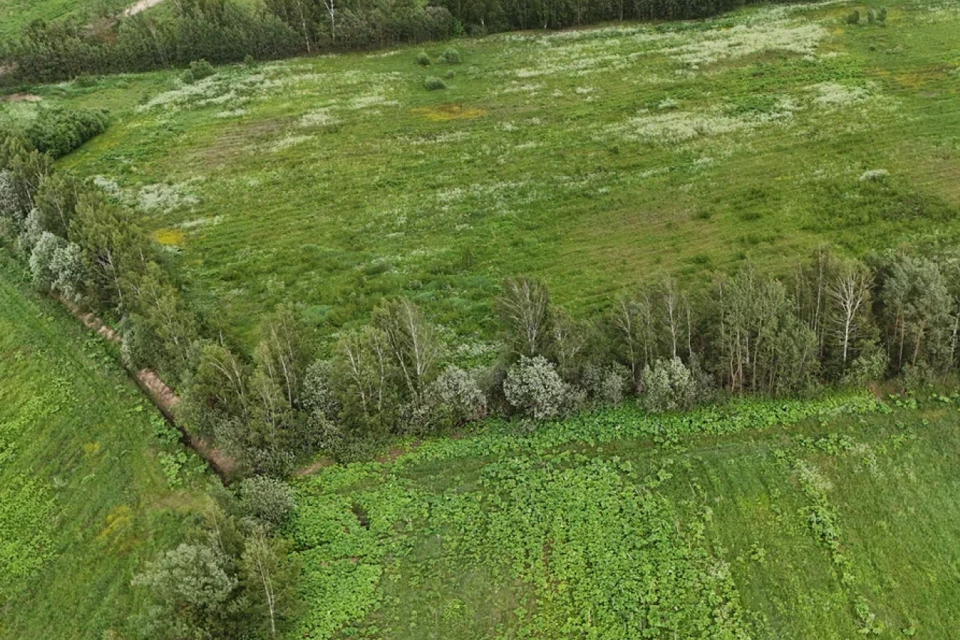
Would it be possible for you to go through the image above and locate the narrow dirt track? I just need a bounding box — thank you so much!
[60,297,237,481]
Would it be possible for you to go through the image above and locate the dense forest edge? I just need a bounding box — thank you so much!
[0,0,830,85]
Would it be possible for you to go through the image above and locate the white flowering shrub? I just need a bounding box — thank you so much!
[236,476,296,530]
[29,231,65,291]
[0,170,19,222]
[18,209,44,255]
[50,242,85,303]
[641,357,697,413]
[430,365,487,423]
[859,169,889,182]
[503,356,567,420]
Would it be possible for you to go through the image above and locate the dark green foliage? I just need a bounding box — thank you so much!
[0,0,822,84]
[423,75,446,90]
[180,59,215,84]
[415,51,431,66]
[847,9,860,24]
[440,47,461,64]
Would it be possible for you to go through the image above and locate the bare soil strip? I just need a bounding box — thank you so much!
[60,296,238,480]
[122,0,168,17]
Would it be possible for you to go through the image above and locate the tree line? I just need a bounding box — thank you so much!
[4,118,960,480]
[1,0,817,85]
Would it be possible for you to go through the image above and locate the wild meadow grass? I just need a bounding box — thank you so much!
[0,257,208,640]
[6,0,960,353]
[287,393,960,639]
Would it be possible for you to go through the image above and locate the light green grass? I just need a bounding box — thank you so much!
[287,394,960,639]
[0,256,209,640]
[14,0,957,349]
[0,0,130,38]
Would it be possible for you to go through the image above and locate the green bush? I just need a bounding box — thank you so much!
[846,9,860,25]
[73,74,98,88]
[24,107,108,158]
[877,7,887,22]
[440,47,461,63]
[415,51,431,66]
[181,59,216,84]
[424,76,447,91]
[445,69,456,79]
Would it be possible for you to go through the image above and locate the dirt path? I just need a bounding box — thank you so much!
[122,0,168,17]
[60,297,237,481]
[0,93,41,103]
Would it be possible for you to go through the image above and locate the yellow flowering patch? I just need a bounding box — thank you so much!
[97,505,134,548]
[413,104,488,121]
[154,228,185,246]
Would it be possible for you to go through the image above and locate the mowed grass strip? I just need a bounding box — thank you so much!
[0,257,208,640]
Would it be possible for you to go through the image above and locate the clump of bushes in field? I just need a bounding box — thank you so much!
[440,47,461,64]
[23,107,108,158]
[846,6,887,26]
[415,51,431,66]
[423,76,446,90]
[181,59,215,84]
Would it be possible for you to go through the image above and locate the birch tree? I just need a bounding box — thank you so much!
[498,277,551,357]
[828,261,872,365]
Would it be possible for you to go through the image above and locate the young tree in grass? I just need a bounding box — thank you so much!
[34,172,81,237]
[255,303,313,409]
[828,260,873,366]
[70,191,151,311]
[498,276,551,358]
[127,262,200,383]
[373,297,440,404]
[656,274,683,360]
[241,527,300,639]
[547,307,588,382]
[131,541,242,640]
[609,290,656,388]
[792,245,836,360]
[880,254,953,372]
[333,325,395,435]
[0,138,52,219]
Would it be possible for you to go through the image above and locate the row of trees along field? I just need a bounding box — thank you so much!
[3,113,960,479]
[0,0,817,84]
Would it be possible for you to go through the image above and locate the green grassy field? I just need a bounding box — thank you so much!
[4,0,957,349]
[0,256,209,640]
[286,393,960,639]
[0,0,131,38]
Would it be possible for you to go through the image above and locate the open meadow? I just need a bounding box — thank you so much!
[0,0,131,38]
[0,257,208,640]
[5,1,960,639]
[287,393,960,639]
[4,0,958,349]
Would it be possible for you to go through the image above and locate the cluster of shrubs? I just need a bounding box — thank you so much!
[418,47,459,89]
[847,6,887,25]
[22,107,108,159]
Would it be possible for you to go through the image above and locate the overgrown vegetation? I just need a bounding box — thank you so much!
[0,257,206,639]
[3,1,960,638]
[285,393,960,638]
